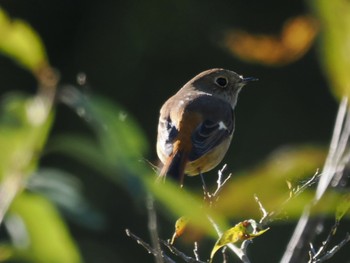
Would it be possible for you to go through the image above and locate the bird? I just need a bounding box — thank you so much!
[156,68,257,186]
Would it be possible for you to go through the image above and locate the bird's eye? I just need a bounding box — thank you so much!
[215,77,228,87]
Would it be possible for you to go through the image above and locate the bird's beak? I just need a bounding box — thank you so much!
[241,76,259,84]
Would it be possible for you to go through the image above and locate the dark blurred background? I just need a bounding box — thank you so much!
[0,0,343,262]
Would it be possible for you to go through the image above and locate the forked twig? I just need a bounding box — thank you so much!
[125,229,175,263]
[281,97,350,263]
[160,239,206,263]
[308,219,350,263]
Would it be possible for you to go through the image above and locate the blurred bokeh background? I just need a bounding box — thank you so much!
[0,0,349,262]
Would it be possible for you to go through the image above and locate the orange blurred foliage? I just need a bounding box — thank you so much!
[223,15,319,66]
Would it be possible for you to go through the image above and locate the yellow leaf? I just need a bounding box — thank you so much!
[209,220,269,262]
[170,216,190,244]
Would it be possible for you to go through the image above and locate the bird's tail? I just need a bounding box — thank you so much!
[158,149,188,186]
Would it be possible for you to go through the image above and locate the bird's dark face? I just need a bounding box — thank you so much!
[190,68,255,107]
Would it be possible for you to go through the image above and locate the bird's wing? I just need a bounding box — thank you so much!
[157,114,179,157]
[186,96,234,161]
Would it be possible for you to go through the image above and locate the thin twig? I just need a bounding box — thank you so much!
[254,194,269,225]
[316,97,348,201]
[200,173,210,202]
[193,242,200,261]
[280,97,350,263]
[147,194,164,263]
[291,171,320,199]
[222,246,228,263]
[310,233,350,263]
[256,170,320,227]
[125,229,155,254]
[213,164,232,198]
[311,221,339,259]
[280,208,312,263]
[308,218,350,263]
[204,165,251,263]
[160,239,206,263]
[125,229,175,263]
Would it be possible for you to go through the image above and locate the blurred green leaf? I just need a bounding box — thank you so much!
[0,93,53,180]
[336,193,350,222]
[0,245,14,262]
[8,192,81,263]
[51,134,115,177]
[311,0,350,98]
[217,145,327,219]
[0,8,48,72]
[146,177,229,238]
[28,168,105,230]
[57,88,149,175]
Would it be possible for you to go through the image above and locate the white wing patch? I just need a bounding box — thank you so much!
[218,121,228,130]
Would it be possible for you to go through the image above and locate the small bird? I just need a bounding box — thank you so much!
[156,68,257,186]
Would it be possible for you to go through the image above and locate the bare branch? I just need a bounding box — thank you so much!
[310,233,350,263]
[160,239,206,263]
[310,221,339,260]
[255,170,320,227]
[316,97,349,201]
[222,246,228,263]
[193,242,200,261]
[290,170,320,199]
[254,194,269,225]
[307,217,350,263]
[280,97,350,263]
[200,164,232,208]
[125,229,155,254]
[125,229,175,263]
[146,194,164,263]
[213,164,232,198]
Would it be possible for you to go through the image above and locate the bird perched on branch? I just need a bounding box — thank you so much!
[156,68,257,186]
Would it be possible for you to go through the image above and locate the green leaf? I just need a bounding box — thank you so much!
[311,0,350,98]
[336,193,350,222]
[0,93,53,180]
[28,168,105,230]
[58,88,149,175]
[0,8,48,72]
[50,134,115,177]
[0,244,14,262]
[146,177,229,238]
[8,192,82,263]
[216,145,327,219]
[0,92,54,232]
